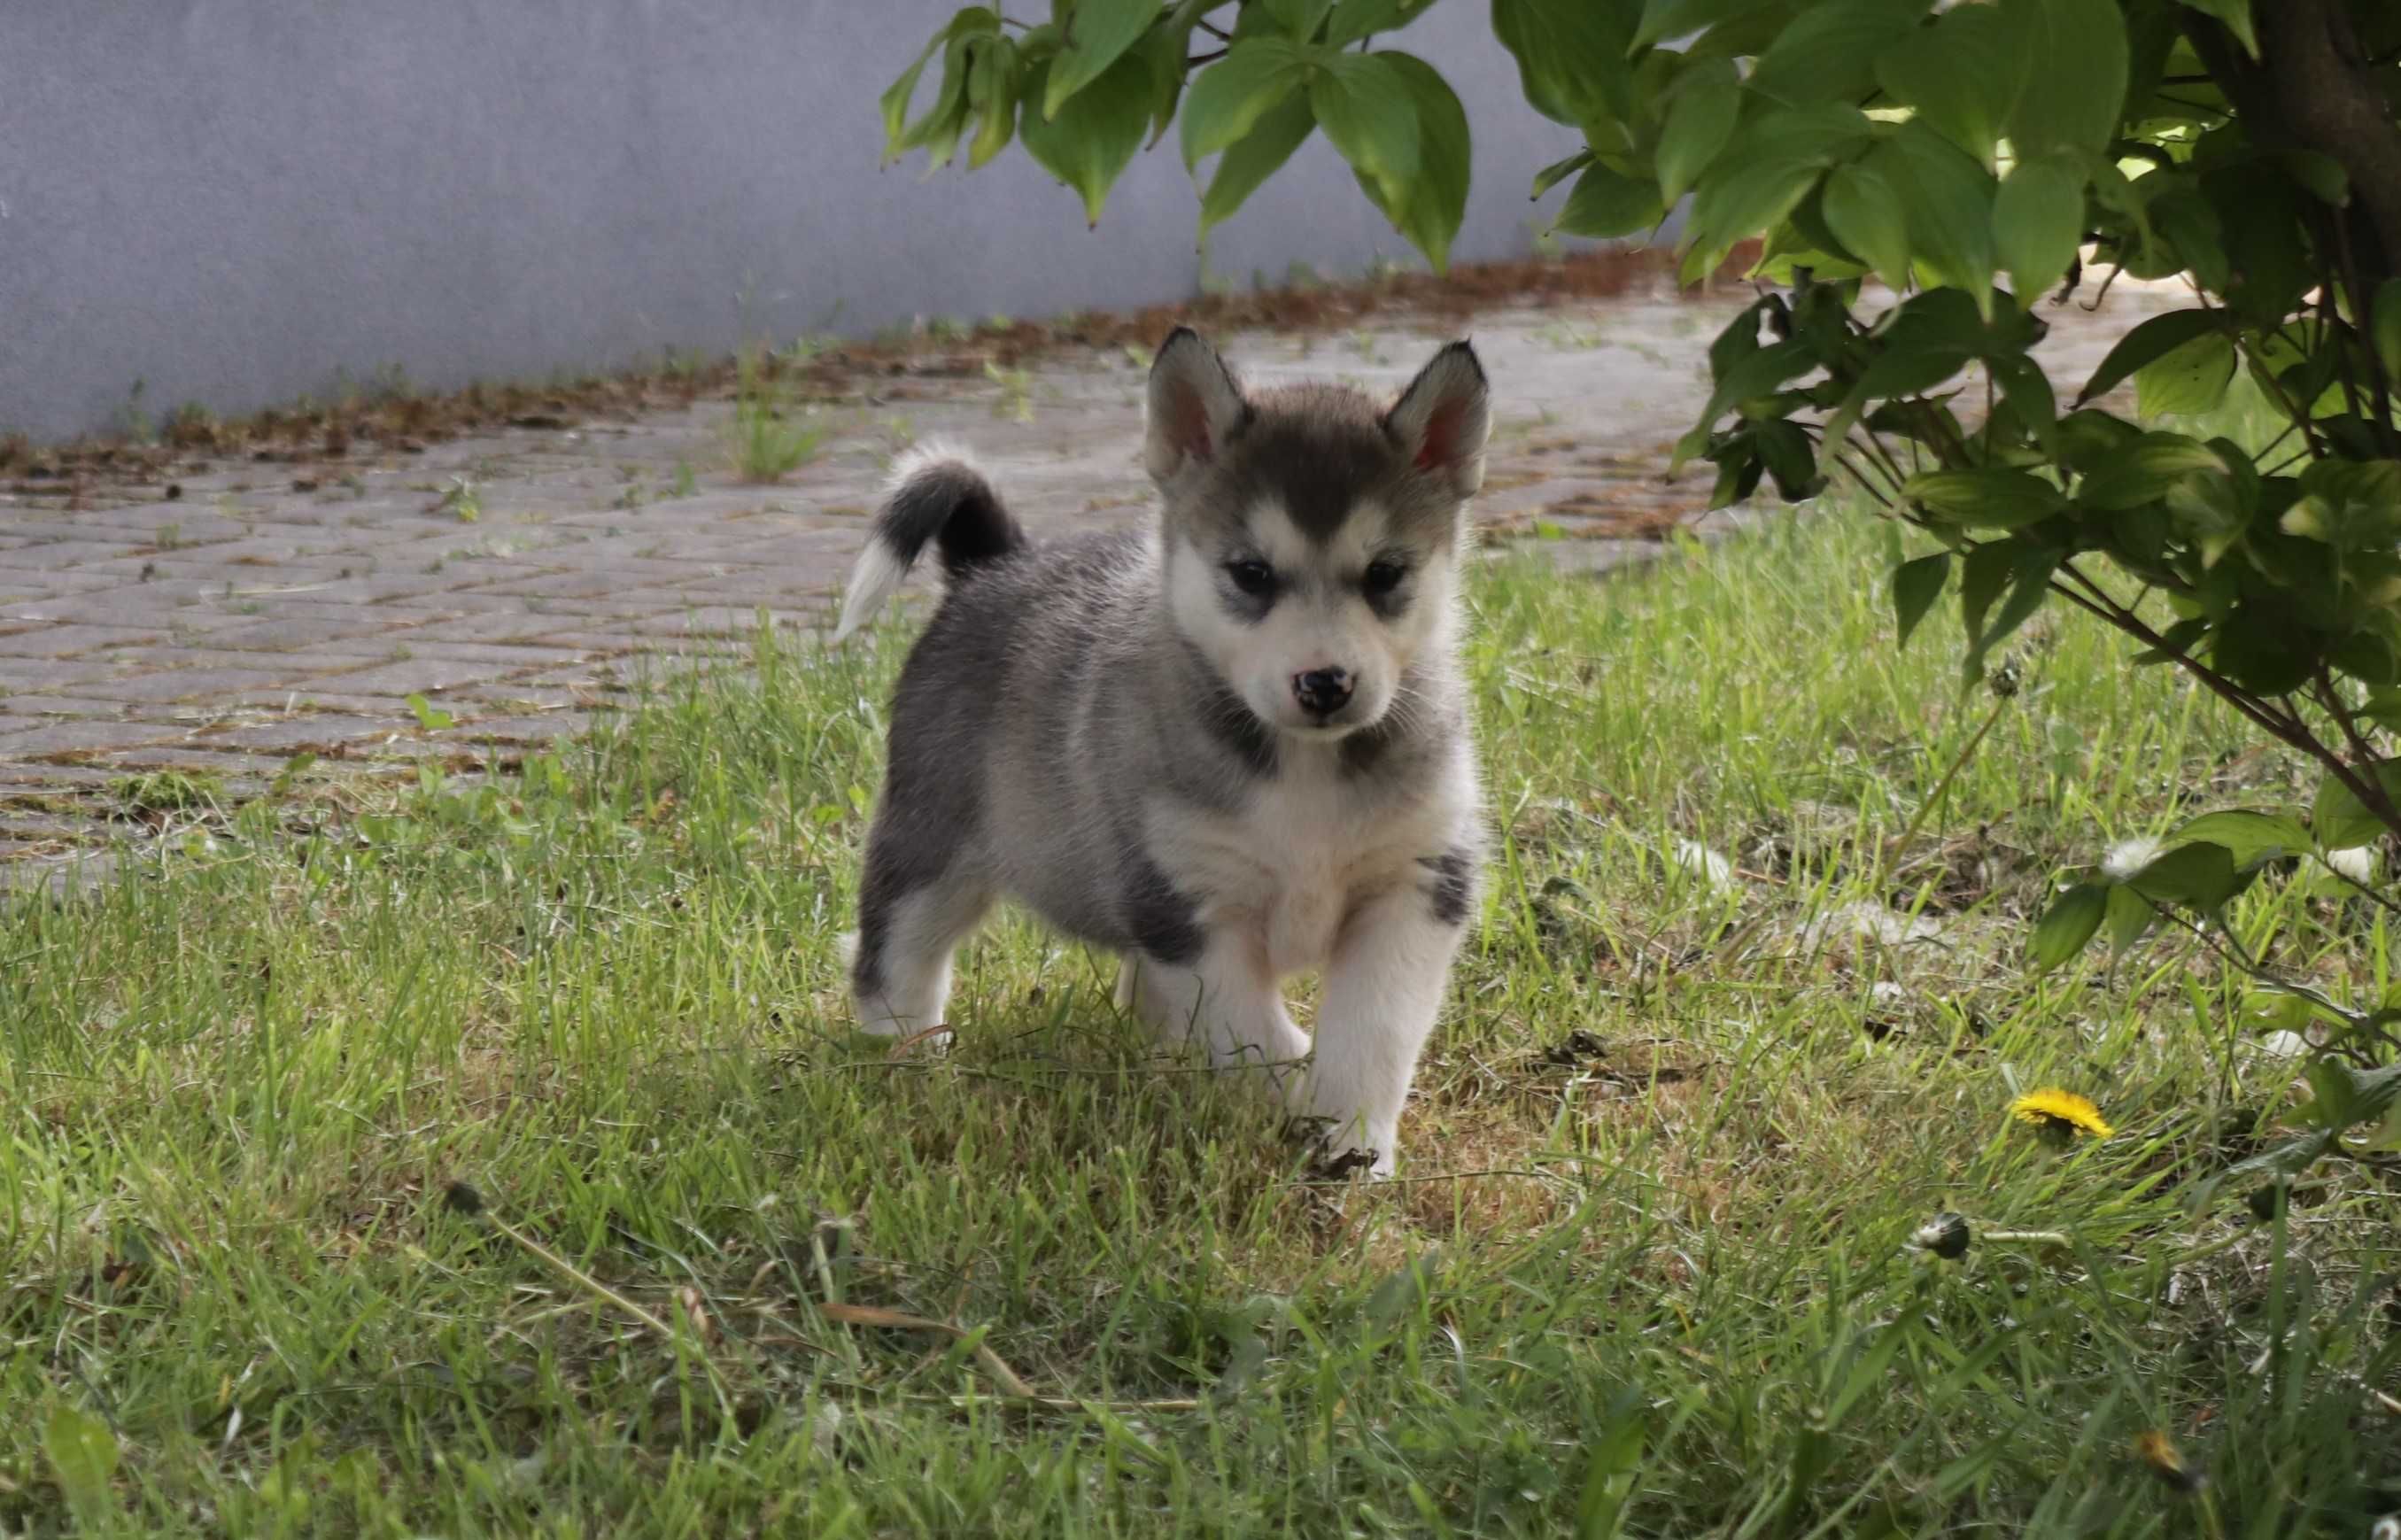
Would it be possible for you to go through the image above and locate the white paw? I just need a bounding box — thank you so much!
[1288,1115,1398,1180]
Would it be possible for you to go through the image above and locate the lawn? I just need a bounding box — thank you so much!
[4,508,2397,1536]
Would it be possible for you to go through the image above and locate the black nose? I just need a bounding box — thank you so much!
[1292,667,1353,716]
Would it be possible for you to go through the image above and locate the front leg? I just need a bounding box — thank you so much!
[1122,933,1312,1087]
[1301,864,1472,1178]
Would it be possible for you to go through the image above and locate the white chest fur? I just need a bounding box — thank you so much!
[1146,745,1472,979]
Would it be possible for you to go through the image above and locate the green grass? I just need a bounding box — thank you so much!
[6,510,2399,1536]
[724,352,825,484]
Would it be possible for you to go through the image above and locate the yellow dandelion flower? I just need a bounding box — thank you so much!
[2010,1087,2113,1139]
[2134,1430,2204,1493]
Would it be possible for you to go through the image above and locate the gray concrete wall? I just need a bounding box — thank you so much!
[0,2,1591,442]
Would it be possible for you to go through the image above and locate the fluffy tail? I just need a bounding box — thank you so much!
[833,445,1025,639]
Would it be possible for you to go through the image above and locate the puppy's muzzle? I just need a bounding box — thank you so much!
[1291,667,1354,719]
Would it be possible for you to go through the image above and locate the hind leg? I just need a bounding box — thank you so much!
[1121,936,1310,1087]
[851,848,993,1037]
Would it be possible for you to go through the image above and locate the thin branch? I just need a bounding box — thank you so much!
[1833,444,1903,508]
[1857,423,1917,491]
[2040,565,2328,764]
[2080,259,2126,312]
[2320,855,2401,920]
[2331,203,2400,456]
[2313,663,2382,774]
[1888,693,2010,855]
[2154,906,2394,1051]
[2319,267,2371,429]
[2311,666,2401,832]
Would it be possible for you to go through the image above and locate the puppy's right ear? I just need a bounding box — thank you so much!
[1145,328,1247,484]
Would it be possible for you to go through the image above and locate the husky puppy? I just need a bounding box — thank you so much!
[832,328,1487,1176]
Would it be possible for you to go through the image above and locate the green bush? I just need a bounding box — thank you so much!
[885,0,2401,1203]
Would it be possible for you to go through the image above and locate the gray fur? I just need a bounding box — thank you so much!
[842,329,1491,1175]
[856,526,1321,971]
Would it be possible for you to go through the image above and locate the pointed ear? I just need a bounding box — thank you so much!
[1145,328,1248,483]
[1384,340,1490,499]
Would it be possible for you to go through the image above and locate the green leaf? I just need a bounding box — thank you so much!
[1994,155,2086,307]
[1683,105,1873,265]
[1874,2,2030,164]
[1696,337,1817,431]
[1989,356,2060,453]
[2075,431,2227,509]
[1492,0,1631,128]
[1264,0,1337,41]
[1654,58,1741,205]
[1199,92,1317,235]
[2164,465,2253,565]
[1352,52,1469,272]
[1532,149,1594,201]
[1574,1387,1650,1540]
[2172,810,2314,871]
[2300,1060,2401,1133]
[2103,882,2154,951]
[2178,0,2256,57]
[2076,309,2227,404]
[1957,538,2015,643]
[1877,123,1999,313]
[2003,0,2129,159]
[1632,0,1778,52]
[965,35,1023,169]
[1022,50,1156,225]
[1558,163,1667,240]
[2031,882,2106,971]
[1141,0,1212,144]
[2313,763,2401,852]
[1181,38,1311,168]
[1749,0,1932,106]
[1753,419,1821,500]
[886,12,1004,160]
[2211,600,2315,696]
[406,693,455,731]
[1308,53,1420,214]
[2128,841,2240,909]
[2276,150,2350,208]
[1708,299,1765,379]
[898,26,996,170]
[1967,542,2061,677]
[1904,468,2065,530]
[1893,553,1951,649]
[2149,183,2231,290]
[1324,0,1440,47]
[1046,0,1163,117]
[1688,157,1824,261]
[2374,280,2401,388]
[1821,162,1913,293]
[1851,343,1973,404]
[2135,331,2236,418]
[2279,459,2401,550]
[881,32,948,158]
[44,1405,120,1514]
[2188,1128,2337,1214]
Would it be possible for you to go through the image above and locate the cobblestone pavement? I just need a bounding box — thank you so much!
[0,275,2177,874]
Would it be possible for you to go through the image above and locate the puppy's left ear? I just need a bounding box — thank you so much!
[1385,340,1491,500]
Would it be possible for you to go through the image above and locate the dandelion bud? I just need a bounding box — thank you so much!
[1911,1212,1971,1259]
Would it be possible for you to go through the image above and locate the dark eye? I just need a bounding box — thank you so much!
[1364,561,1407,596]
[1225,558,1274,596]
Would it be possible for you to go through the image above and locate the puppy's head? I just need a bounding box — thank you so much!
[1143,328,1489,742]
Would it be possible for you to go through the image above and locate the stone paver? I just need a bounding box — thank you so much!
[0,275,2178,869]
